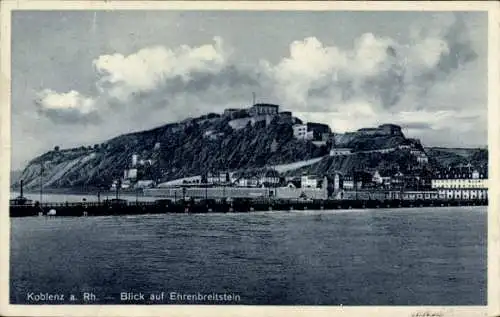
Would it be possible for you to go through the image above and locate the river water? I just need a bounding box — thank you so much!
[9,203,486,305]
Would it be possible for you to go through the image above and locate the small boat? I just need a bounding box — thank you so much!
[10,180,33,206]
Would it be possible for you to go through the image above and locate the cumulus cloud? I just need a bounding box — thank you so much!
[93,36,230,101]
[262,33,407,112]
[35,37,257,124]
[257,12,484,148]
[264,13,478,116]
[36,89,96,113]
[33,12,484,148]
[35,89,99,123]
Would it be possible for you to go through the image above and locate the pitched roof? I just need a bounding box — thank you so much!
[259,169,280,177]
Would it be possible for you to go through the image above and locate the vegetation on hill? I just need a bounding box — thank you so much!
[286,150,422,177]
[14,115,326,189]
[425,147,488,169]
[13,112,488,190]
[341,135,407,151]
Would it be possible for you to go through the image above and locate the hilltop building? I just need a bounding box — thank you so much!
[223,108,249,120]
[249,103,280,116]
[356,128,380,136]
[293,122,332,141]
[356,124,402,136]
[279,111,292,117]
[307,123,331,136]
[223,108,241,117]
[293,124,314,140]
[378,124,403,135]
[328,123,404,148]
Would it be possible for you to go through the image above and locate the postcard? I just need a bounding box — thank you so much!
[1,1,499,317]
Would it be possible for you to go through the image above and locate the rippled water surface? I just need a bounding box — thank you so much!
[10,206,486,305]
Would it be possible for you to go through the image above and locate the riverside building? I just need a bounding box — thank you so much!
[431,168,488,200]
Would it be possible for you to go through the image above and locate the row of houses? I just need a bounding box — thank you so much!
[158,170,330,190]
[159,163,488,191]
[152,168,489,201]
[124,166,488,194]
[335,168,488,200]
[381,189,487,201]
[431,166,488,189]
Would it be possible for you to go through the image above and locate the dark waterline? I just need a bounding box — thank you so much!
[10,206,486,305]
[11,191,156,203]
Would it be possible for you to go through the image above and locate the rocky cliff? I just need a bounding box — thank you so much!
[12,113,488,190]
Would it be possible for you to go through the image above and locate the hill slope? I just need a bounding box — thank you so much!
[15,116,328,190]
[13,113,488,190]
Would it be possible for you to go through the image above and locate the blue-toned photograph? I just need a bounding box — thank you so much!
[9,9,487,306]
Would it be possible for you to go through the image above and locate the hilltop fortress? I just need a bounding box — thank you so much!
[15,100,460,192]
[159,102,407,147]
[223,103,297,130]
[219,103,405,146]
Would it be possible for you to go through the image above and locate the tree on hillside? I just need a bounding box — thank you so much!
[54,146,60,152]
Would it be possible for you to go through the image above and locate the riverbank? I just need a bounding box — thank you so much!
[12,188,140,195]
[11,190,149,203]
[10,197,488,217]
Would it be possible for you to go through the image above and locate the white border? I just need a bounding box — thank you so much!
[487,5,500,317]
[0,2,498,317]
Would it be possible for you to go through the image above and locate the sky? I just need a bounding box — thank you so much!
[11,10,488,170]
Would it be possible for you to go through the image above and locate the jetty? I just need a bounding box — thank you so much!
[10,197,488,218]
